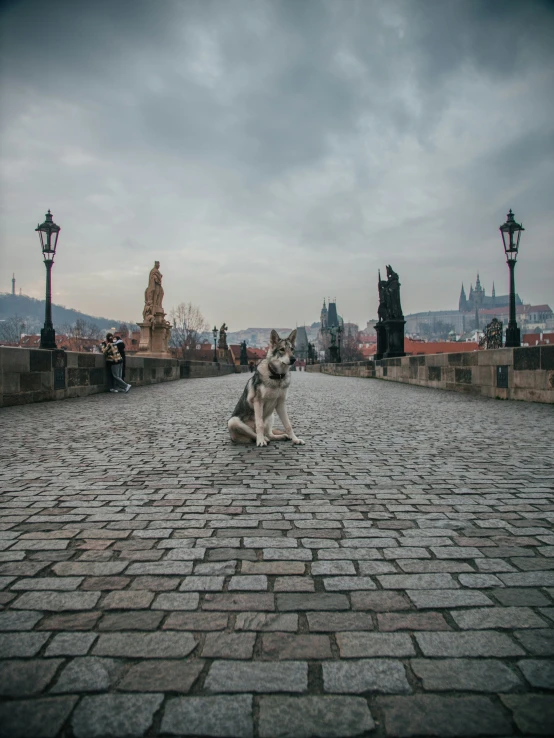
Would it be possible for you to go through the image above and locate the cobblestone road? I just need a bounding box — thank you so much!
[1,372,554,738]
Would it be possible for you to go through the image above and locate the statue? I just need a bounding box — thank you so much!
[145,261,164,312]
[142,300,154,324]
[240,341,248,366]
[375,264,405,360]
[377,270,390,322]
[138,261,171,356]
[385,265,403,320]
[218,323,228,350]
[479,318,503,350]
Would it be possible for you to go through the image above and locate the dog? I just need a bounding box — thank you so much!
[228,329,305,447]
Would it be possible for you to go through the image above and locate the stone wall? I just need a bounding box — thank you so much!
[0,347,235,407]
[306,361,375,378]
[307,347,554,404]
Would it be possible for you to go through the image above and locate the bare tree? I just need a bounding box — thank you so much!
[57,322,75,337]
[169,302,209,357]
[0,315,27,344]
[86,323,103,340]
[73,318,87,338]
[341,330,364,362]
[116,322,130,338]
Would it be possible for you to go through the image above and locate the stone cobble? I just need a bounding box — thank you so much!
[1,371,553,737]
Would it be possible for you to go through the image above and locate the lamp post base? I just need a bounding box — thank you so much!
[505,324,521,348]
[40,325,57,350]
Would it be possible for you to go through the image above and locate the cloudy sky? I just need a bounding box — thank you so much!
[1,0,553,329]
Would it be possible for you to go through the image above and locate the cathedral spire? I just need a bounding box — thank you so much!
[459,283,467,312]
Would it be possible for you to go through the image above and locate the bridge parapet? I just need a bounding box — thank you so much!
[309,346,554,403]
[0,347,235,407]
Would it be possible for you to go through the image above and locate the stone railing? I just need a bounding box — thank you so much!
[305,361,375,378]
[307,346,554,404]
[0,347,235,407]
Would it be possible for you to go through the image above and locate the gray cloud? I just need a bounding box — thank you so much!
[1,0,553,327]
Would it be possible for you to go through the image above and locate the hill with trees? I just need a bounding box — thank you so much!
[0,293,135,340]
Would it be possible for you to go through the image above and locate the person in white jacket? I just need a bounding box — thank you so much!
[101,333,131,393]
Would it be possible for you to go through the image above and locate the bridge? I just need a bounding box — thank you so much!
[1,372,553,737]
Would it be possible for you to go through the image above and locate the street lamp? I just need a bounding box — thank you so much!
[36,209,61,350]
[212,326,218,363]
[499,209,524,348]
[337,324,343,363]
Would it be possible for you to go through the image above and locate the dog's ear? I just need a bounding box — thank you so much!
[288,329,297,347]
[270,329,280,346]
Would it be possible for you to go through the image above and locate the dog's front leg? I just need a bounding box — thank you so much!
[253,399,267,447]
[276,400,304,445]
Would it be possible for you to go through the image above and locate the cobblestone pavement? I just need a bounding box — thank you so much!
[1,372,554,738]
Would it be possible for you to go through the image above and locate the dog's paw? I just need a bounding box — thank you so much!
[292,437,305,445]
[256,438,268,447]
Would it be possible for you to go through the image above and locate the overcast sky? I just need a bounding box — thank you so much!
[1,0,553,329]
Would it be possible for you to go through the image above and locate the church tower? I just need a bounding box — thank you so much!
[491,282,496,307]
[474,273,485,308]
[320,299,328,329]
[459,283,467,312]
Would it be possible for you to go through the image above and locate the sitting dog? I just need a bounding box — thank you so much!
[228,329,305,447]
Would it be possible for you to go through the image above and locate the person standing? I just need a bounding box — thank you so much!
[101,333,131,393]
[113,335,127,381]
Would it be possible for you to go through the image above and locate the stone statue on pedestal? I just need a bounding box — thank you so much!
[375,264,406,360]
[240,341,248,366]
[138,261,172,356]
[218,323,228,350]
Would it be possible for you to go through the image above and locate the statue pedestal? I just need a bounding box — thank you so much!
[138,310,172,358]
[383,319,406,359]
[374,323,386,361]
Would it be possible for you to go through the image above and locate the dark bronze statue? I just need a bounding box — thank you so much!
[240,340,248,365]
[218,323,228,350]
[376,264,405,360]
[479,318,503,350]
[385,265,403,320]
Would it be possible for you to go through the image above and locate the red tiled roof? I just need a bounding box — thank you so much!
[523,332,554,346]
[404,339,479,355]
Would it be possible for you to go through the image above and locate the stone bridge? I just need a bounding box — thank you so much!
[1,372,553,737]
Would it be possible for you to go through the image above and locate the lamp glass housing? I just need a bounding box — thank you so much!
[499,209,524,264]
[36,210,61,264]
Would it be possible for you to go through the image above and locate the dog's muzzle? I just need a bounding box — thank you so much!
[290,357,296,365]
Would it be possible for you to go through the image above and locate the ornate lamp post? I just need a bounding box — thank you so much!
[499,209,524,348]
[212,326,218,363]
[36,210,61,350]
[337,324,343,363]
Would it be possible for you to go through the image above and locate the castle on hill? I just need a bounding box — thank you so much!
[458,273,522,312]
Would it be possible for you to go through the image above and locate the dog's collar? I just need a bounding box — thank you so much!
[268,368,287,381]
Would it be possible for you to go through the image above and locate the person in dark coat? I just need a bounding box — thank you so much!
[113,335,127,381]
[101,333,131,393]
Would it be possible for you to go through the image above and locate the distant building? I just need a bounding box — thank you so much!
[295,326,309,361]
[317,298,345,360]
[459,273,522,313]
[403,272,551,338]
[228,344,266,367]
